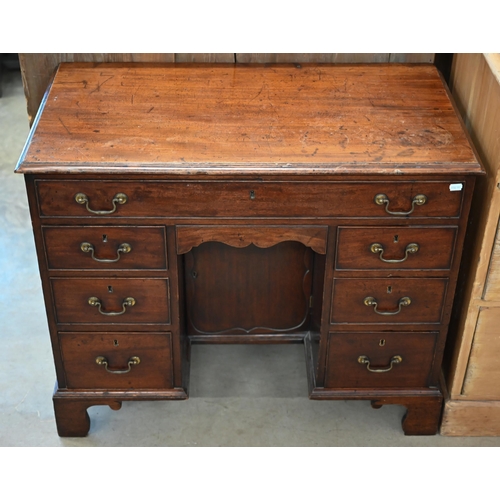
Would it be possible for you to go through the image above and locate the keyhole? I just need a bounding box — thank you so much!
[387,286,392,294]
[192,271,198,279]
[113,339,119,347]
[108,286,113,293]
[393,235,399,243]
[379,339,386,347]
[102,234,108,243]
[249,190,256,200]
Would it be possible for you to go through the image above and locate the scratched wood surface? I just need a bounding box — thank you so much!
[19,53,434,123]
[19,54,175,123]
[17,63,480,175]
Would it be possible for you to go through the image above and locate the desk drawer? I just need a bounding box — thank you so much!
[324,332,437,388]
[330,278,447,324]
[43,225,168,270]
[51,278,171,324]
[36,180,464,218]
[336,226,457,271]
[59,332,174,389]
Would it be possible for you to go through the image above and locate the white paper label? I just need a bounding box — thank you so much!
[449,183,463,192]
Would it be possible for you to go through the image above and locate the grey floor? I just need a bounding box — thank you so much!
[1,66,499,447]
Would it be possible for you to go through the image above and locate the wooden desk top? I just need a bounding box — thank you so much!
[17,63,482,176]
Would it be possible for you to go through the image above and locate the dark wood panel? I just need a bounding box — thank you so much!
[330,278,448,324]
[389,54,435,63]
[336,226,457,270]
[176,225,328,254]
[324,331,437,388]
[175,54,235,63]
[59,332,174,389]
[43,225,167,270]
[185,242,313,335]
[51,278,171,324]
[235,54,392,63]
[35,180,466,218]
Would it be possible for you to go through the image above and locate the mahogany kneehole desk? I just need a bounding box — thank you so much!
[16,63,483,437]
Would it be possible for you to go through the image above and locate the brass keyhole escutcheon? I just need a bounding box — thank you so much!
[249,190,256,200]
[379,339,386,347]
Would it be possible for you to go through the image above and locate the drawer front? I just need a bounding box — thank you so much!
[59,332,174,389]
[336,226,457,271]
[51,278,170,324]
[324,332,437,388]
[43,225,168,270]
[36,180,464,218]
[330,278,448,324]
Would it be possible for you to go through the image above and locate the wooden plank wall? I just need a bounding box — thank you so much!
[440,53,500,436]
[444,53,500,396]
[18,53,435,124]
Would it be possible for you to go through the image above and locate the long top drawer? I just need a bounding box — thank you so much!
[35,180,466,218]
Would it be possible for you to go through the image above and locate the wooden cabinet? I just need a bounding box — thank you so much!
[16,63,482,437]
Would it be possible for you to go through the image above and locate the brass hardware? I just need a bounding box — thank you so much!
[379,339,386,346]
[88,296,136,316]
[80,242,132,263]
[374,193,427,216]
[95,355,140,374]
[358,355,402,373]
[363,296,411,315]
[74,192,128,215]
[370,242,419,263]
[249,190,256,200]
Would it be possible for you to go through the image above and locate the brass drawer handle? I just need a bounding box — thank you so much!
[88,296,136,316]
[370,242,419,263]
[364,296,411,315]
[74,192,128,215]
[374,193,427,216]
[95,355,140,374]
[358,355,402,373]
[80,242,132,263]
